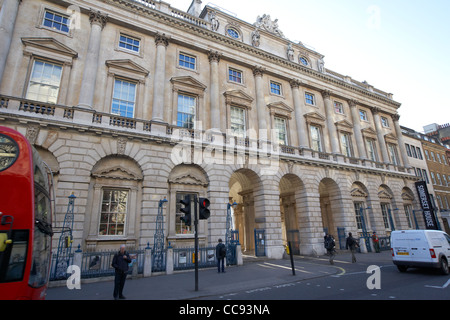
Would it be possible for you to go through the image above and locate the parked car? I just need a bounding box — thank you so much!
[391,230,450,275]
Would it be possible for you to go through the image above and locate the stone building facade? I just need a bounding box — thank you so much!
[0,0,426,258]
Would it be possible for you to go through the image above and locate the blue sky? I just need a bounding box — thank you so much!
[168,0,450,133]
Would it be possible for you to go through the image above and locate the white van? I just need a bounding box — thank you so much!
[391,230,450,275]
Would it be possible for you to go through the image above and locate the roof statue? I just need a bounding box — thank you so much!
[254,14,285,38]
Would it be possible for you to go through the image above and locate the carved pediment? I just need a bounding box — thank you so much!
[223,90,254,108]
[267,101,293,119]
[401,191,415,201]
[92,166,143,181]
[335,119,354,132]
[350,187,368,198]
[361,126,378,138]
[304,111,326,124]
[169,173,208,186]
[22,37,78,63]
[171,76,207,95]
[378,190,393,200]
[384,132,398,143]
[106,59,149,77]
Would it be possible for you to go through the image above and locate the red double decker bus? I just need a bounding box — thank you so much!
[0,126,54,300]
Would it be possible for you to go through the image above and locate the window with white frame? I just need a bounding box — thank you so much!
[42,10,71,33]
[310,125,323,152]
[437,173,443,185]
[340,132,353,157]
[274,117,288,146]
[416,147,423,160]
[111,79,137,118]
[422,169,430,184]
[381,203,393,230]
[99,189,128,236]
[305,92,315,105]
[334,101,344,114]
[430,171,436,185]
[425,149,430,160]
[354,202,366,230]
[26,60,63,104]
[228,68,243,84]
[405,144,412,157]
[230,106,246,138]
[366,139,378,162]
[387,143,400,165]
[359,110,368,121]
[270,81,282,96]
[119,34,140,53]
[404,204,413,229]
[381,116,389,127]
[179,53,196,70]
[177,93,196,129]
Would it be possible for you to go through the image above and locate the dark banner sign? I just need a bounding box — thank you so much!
[415,181,439,230]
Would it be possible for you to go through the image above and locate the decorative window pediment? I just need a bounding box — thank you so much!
[350,187,368,198]
[171,76,207,96]
[223,90,253,108]
[304,111,326,125]
[378,190,393,200]
[22,37,78,64]
[267,101,293,119]
[361,126,378,139]
[384,132,398,144]
[92,166,143,181]
[335,119,354,132]
[106,59,149,82]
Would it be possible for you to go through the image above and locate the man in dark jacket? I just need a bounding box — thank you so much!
[216,239,226,273]
[112,244,132,300]
[346,232,359,263]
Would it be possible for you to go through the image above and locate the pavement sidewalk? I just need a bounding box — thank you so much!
[45,251,393,300]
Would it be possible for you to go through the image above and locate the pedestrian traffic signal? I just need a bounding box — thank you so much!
[199,198,210,220]
[179,195,191,226]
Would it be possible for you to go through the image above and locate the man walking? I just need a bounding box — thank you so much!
[112,244,131,300]
[346,232,359,263]
[216,239,226,273]
[324,233,336,265]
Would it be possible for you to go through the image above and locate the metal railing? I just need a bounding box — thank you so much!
[172,246,217,271]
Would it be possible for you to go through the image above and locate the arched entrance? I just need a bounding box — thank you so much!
[279,174,305,255]
[228,169,263,254]
[319,178,343,241]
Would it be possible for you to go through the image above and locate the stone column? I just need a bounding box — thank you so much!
[253,66,267,138]
[321,90,340,154]
[152,33,169,123]
[392,113,410,168]
[372,107,390,164]
[348,100,367,159]
[208,50,221,132]
[78,10,107,109]
[290,79,309,149]
[0,0,21,88]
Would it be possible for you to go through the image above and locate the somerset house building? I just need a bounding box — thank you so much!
[0,0,433,258]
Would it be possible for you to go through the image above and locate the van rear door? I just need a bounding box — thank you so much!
[392,231,413,262]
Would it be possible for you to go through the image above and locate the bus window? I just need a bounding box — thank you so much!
[0,230,28,283]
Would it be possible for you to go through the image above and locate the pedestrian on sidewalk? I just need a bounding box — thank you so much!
[372,231,380,253]
[346,232,359,263]
[324,233,336,265]
[216,239,226,273]
[112,244,131,300]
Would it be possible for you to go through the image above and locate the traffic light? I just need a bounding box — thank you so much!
[199,198,210,220]
[179,195,191,226]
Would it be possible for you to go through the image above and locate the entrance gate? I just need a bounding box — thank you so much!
[254,229,266,257]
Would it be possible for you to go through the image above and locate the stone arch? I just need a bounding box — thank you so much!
[85,155,143,250]
[319,177,344,240]
[279,173,307,254]
[229,168,263,254]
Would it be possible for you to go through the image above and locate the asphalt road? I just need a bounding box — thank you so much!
[200,253,450,300]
